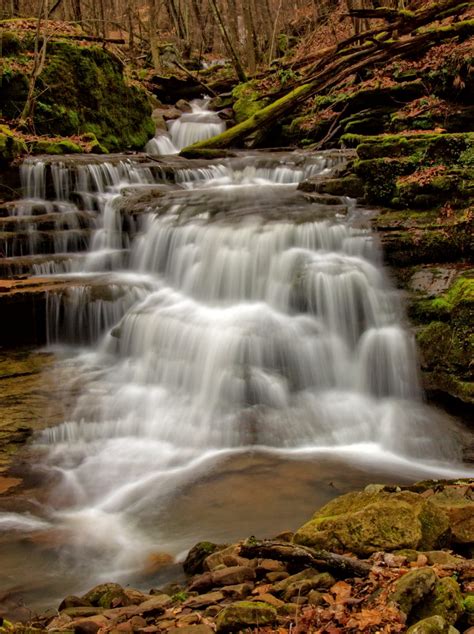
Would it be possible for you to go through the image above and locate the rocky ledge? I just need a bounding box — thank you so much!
[3,480,473,633]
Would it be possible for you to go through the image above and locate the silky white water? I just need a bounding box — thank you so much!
[0,146,471,606]
[146,98,226,155]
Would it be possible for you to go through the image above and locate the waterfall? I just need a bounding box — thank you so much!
[1,149,470,593]
[146,98,226,155]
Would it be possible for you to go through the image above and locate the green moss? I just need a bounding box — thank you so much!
[30,139,82,155]
[1,39,154,150]
[413,577,464,625]
[0,31,22,55]
[0,124,27,165]
[232,81,270,124]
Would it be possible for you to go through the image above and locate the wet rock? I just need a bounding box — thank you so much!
[123,589,154,605]
[293,490,450,556]
[184,541,221,575]
[251,593,285,609]
[215,601,277,633]
[82,583,130,609]
[413,577,464,625]
[46,613,73,630]
[424,551,464,566]
[390,568,437,615]
[266,571,289,583]
[406,615,459,633]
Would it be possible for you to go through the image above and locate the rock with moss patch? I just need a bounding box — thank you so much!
[232,82,269,124]
[390,568,437,615]
[293,490,450,556]
[407,615,459,633]
[183,541,221,575]
[0,125,27,165]
[81,582,131,609]
[215,601,277,633]
[413,577,464,625]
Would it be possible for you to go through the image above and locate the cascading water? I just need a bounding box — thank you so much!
[145,98,226,155]
[0,140,471,607]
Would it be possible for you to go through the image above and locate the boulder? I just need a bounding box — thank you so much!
[413,577,464,625]
[81,583,130,609]
[390,568,437,615]
[293,490,450,556]
[429,486,474,545]
[203,544,248,571]
[215,601,277,633]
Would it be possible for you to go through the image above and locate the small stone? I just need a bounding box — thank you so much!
[168,626,214,634]
[256,559,286,574]
[273,531,294,542]
[252,593,284,609]
[277,603,300,616]
[203,605,221,618]
[266,571,289,583]
[308,590,324,606]
[177,613,201,625]
[46,614,73,630]
[211,566,256,587]
[142,552,174,575]
[129,616,147,629]
[283,573,335,600]
[272,568,322,595]
[424,551,464,566]
[215,601,277,633]
[220,583,253,600]
[183,591,225,608]
[61,607,105,618]
[390,568,437,615]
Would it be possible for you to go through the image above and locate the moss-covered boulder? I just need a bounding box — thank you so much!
[413,577,464,625]
[390,568,437,615]
[0,125,27,165]
[215,601,277,632]
[1,39,154,151]
[81,582,131,609]
[293,490,450,556]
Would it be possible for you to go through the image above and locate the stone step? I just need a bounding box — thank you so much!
[0,211,95,232]
[0,229,91,258]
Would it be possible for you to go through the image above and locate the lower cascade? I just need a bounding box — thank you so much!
[0,146,471,603]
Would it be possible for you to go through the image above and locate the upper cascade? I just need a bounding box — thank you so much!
[145,98,226,155]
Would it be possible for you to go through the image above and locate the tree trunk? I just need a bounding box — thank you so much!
[209,0,247,82]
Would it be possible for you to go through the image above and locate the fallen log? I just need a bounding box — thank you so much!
[240,539,372,578]
[180,19,473,152]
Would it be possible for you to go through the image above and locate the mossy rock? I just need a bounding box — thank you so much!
[183,541,221,575]
[81,583,130,609]
[354,157,415,205]
[232,81,270,124]
[351,133,474,162]
[413,577,464,625]
[293,490,450,556]
[0,125,27,165]
[1,31,23,56]
[390,568,437,615]
[216,601,277,632]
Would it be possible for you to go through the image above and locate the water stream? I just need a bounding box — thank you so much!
[0,111,472,612]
